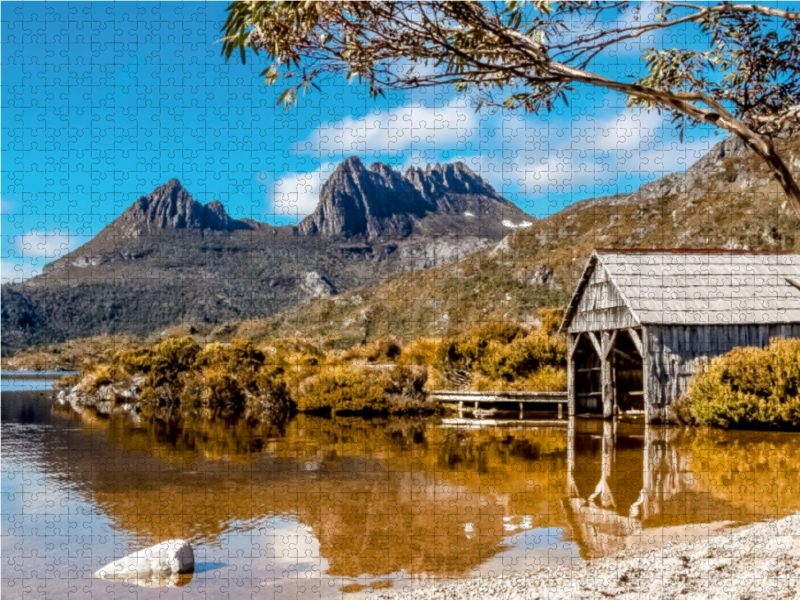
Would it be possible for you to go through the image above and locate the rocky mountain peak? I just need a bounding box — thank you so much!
[405,161,497,201]
[98,180,250,240]
[297,157,512,239]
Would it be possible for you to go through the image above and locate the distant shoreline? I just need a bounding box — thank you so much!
[1,371,77,380]
[377,514,800,600]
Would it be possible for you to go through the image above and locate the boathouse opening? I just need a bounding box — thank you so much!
[573,334,602,415]
[612,330,643,413]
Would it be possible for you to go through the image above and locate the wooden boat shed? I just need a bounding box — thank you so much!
[560,249,800,423]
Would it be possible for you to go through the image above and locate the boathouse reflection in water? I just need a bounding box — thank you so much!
[4,390,799,598]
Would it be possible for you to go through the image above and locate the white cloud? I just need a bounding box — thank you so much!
[269,163,338,216]
[1,259,38,283]
[304,98,479,157]
[572,109,666,153]
[14,230,75,259]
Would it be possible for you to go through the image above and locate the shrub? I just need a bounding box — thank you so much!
[343,336,403,364]
[179,366,245,417]
[386,365,428,401]
[295,365,392,414]
[397,338,439,367]
[478,331,566,382]
[677,338,800,428]
[294,363,431,415]
[434,321,566,391]
[368,336,403,362]
[538,307,565,336]
[520,365,568,391]
[83,364,123,392]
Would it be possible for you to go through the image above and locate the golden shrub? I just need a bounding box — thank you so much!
[295,365,392,414]
[679,337,800,428]
[397,338,439,367]
[538,307,565,336]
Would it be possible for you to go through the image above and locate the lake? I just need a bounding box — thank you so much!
[3,375,800,599]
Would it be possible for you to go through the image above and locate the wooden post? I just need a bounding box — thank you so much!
[519,402,524,420]
[458,400,464,418]
[601,330,617,419]
[567,333,578,417]
[558,403,563,419]
[641,325,654,424]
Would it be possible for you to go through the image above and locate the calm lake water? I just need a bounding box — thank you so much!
[3,377,800,599]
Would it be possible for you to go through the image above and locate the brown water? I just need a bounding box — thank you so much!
[2,383,800,599]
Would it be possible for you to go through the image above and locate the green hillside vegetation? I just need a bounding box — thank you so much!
[672,338,800,429]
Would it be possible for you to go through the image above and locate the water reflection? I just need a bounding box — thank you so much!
[3,389,800,599]
[566,420,800,558]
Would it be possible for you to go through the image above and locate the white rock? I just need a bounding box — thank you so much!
[95,539,194,585]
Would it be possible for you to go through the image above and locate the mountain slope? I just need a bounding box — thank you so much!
[1,159,531,354]
[225,136,800,347]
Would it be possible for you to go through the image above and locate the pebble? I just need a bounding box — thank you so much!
[377,514,800,600]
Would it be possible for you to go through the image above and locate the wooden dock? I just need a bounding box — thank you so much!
[432,390,568,419]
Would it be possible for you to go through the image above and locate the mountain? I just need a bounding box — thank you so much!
[299,158,515,239]
[223,135,800,347]
[1,159,532,354]
[94,179,253,240]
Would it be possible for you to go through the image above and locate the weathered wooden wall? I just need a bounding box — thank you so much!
[644,323,800,422]
[569,265,638,333]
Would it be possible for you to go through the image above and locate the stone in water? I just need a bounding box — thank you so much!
[95,539,194,587]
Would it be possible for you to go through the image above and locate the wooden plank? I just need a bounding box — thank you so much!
[613,347,637,362]
[432,391,568,403]
[627,328,643,355]
[601,330,615,419]
[567,332,575,418]
[568,332,581,360]
[588,331,603,357]
[642,325,653,424]
[603,330,618,358]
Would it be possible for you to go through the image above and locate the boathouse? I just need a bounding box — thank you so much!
[560,249,800,423]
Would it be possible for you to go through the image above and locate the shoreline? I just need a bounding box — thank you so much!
[377,514,800,600]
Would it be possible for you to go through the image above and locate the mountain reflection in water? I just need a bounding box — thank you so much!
[3,389,800,599]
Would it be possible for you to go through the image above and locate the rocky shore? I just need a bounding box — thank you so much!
[378,514,800,600]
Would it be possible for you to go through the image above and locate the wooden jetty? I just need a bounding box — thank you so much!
[432,390,568,419]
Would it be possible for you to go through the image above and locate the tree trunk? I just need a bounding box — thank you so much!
[746,138,800,220]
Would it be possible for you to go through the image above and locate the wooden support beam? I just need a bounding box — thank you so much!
[601,330,616,419]
[587,331,603,357]
[627,328,643,355]
[568,332,582,360]
[603,330,618,359]
[613,347,638,362]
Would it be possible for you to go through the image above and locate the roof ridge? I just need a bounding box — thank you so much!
[595,247,797,255]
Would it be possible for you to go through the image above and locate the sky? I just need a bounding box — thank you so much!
[1,1,723,282]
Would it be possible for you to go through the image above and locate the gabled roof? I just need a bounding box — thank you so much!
[560,249,800,331]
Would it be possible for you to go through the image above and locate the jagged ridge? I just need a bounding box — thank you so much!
[95,179,252,241]
[298,157,515,239]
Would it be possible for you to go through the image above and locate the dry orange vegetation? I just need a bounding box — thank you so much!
[672,337,800,428]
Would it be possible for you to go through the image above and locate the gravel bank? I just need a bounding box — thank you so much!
[378,514,800,600]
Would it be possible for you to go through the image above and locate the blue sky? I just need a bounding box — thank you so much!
[1,1,720,282]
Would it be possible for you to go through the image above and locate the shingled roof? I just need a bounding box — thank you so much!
[561,249,800,330]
